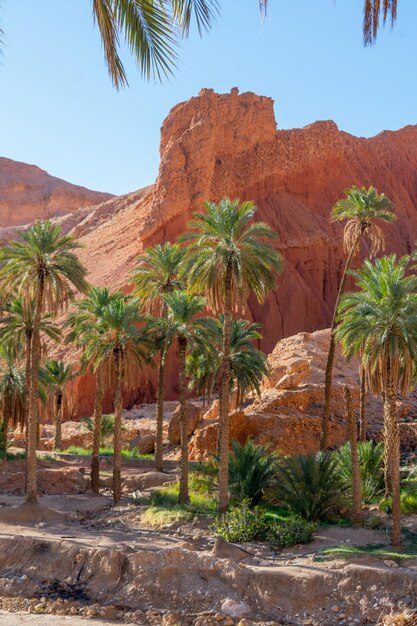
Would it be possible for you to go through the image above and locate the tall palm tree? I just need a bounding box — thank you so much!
[0,296,61,445]
[336,255,417,546]
[43,360,75,451]
[321,186,396,449]
[130,243,183,472]
[83,293,148,503]
[66,287,120,493]
[0,342,25,452]
[149,290,213,504]
[0,221,88,503]
[181,198,282,511]
[187,317,269,409]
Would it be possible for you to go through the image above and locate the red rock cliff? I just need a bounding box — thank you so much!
[0,157,113,227]
[3,88,417,416]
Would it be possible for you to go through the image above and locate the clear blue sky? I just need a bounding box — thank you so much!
[1,1,416,196]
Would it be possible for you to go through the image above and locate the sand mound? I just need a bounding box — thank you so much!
[0,502,67,525]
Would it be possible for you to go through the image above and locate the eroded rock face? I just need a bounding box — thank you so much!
[188,328,417,459]
[0,157,113,227]
[4,88,417,417]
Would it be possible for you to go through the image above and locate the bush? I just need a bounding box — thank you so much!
[212,500,316,547]
[337,441,384,504]
[273,452,347,521]
[266,518,316,548]
[228,439,279,507]
[212,500,268,542]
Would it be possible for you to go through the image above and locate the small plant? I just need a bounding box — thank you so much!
[266,518,316,548]
[82,414,118,445]
[228,439,279,507]
[273,452,347,521]
[212,499,268,542]
[337,441,384,504]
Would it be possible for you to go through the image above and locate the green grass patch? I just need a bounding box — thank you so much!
[262,504,298,522]
[0,449,26,461]
[379,492,417,515]
[63,445,153,460]
[139,480,217,529]
[315,543,417,562]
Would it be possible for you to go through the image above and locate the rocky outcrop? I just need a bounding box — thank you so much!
[188,329,417,459]
[4,88,417,416]
[168,402,201,444]
[0,157,113,228]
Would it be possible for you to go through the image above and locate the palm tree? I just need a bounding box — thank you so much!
[66,287,120,493]
[83,293,148,503]
[0,221,88,503]
[181,198,282,511]
[336,255,417,546]
[130,243,183,472]
[43,360,75,450]
[0,296,61,445]
[149,290,213,504]
[0,342,25,452]
[187,317,269,409]
[363,0,398,45]
[321,186,396,449]
[343,386,363,528]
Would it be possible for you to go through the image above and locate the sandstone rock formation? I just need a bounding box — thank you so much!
[188,329,417,459]
[4,88,417,416]
[168,402,201,445]
[0,157,113,228]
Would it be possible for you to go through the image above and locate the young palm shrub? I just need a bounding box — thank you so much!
[228,439,278,507]
[130,243,183,472]
[147,290,213,504]
[0,342,25,452]
[83,414,116,446]
[274,453,346,522]
[322,186,396,449]
[83,293,148,503]
[0,221,88,503]
[187,317,269,409]
[337,441,384,505]
[336,255,417,545]
[181,198,282,511]
[66,287,120,493]
[43,359,75,450]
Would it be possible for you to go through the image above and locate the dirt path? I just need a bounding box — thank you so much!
[0,611,140,625]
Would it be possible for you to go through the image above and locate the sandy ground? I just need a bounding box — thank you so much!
[0,612,140,625]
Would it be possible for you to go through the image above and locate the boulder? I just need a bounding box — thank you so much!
[129,434,156,454]
[121,471,176,494]
[168,402,201,445]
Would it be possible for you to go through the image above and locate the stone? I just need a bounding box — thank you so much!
[168,402,201,444]
[212,537,249,562]
[220,598,250,619]
[129,433,156,454]
[383,559,399,568]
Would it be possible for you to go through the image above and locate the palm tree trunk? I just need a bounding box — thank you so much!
[178,337,189,505]
[382,389,393,497]
[218,262,233,512]
[91,365,104,494]
[359,365,367,442]
[154,347,166,473]
[384,362,401,546]
[321,242,359,450]
[26,279,44,503]
[113,351,123,504]
[24,331,32,453]
[53,392,63,450]
[344,386,362,528]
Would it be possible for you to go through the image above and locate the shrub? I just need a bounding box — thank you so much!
[212,500,316,547]
[337,441,384,504]
[82,414,118,445]
[273,452,347,521]
[212,499,268,542]
[266,518,316,548]
[228,439,279,507]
